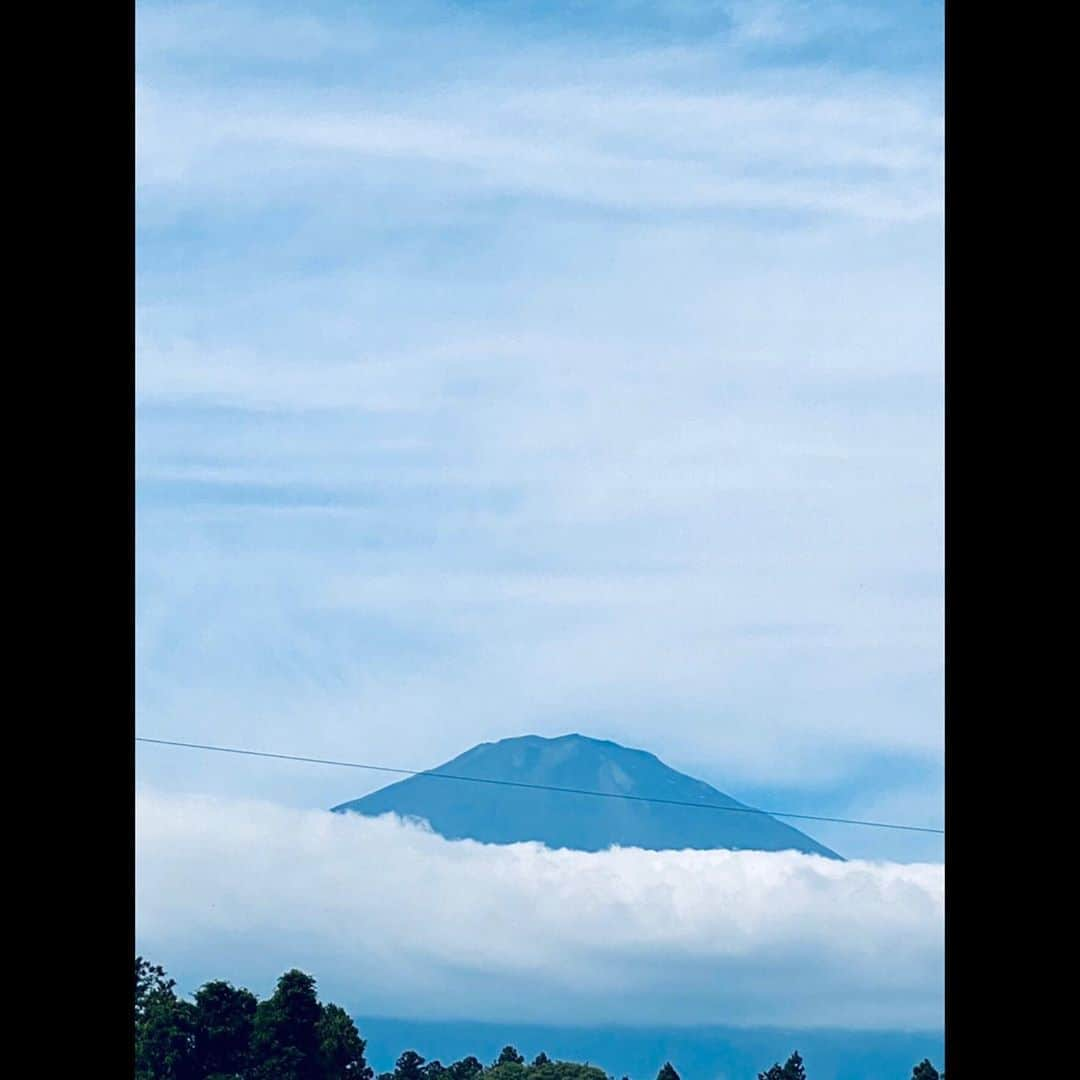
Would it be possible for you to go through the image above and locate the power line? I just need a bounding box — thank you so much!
[135,736,945,836]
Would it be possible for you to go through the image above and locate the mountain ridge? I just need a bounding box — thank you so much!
[332,733,841,859]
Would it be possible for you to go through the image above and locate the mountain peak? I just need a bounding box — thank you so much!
[333,734,841,859]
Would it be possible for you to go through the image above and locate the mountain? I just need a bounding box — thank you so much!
[356,1016,942,1080]
[331,733,841,858]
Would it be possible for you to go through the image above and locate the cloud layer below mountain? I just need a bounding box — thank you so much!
[136,789,943,1030]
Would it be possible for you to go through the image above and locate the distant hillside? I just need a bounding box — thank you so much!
[332,733,841,858]
[357,1016,943,1080]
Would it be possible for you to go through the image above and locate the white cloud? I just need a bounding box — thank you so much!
[136,81,941,223]
[135,237,943,793]
[136,789,944,1030]
[135,0,942,224]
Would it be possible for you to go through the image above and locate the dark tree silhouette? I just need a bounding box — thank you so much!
[395,1049,428,1080]
[318,1003,374,1080]
[782,1052,806,1080]
[136,958,176,1020]
[912,1060,941,1080]
[134,957,197,1080]
[758,1051,806,1080]
[133,956,677,1080]
[250,970,324,1080]
[448,1056,484,1080]
[192,979,257,1077]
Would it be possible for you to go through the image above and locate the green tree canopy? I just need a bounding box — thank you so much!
[448,1056,484,1080]
[134,957,679,1080]
[250,970,324,1080]
[394,1049,428,1080]
[135,957,197,1080]
[136,995,197,1079]
[531,1063,608,1080]
[486,1063,526,1080]
[192,979,257,1078]
[136,958,176,1018]
[318,1002,374,1080]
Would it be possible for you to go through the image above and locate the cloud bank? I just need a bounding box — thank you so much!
[136,789,943,1030]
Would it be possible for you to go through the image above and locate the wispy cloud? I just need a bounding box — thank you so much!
[138,84,940,222]
[135,0,943,861]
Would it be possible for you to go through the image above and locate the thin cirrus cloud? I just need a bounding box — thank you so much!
[137,77,940,222]
[136,789,944,1030]
[135,0,942,222]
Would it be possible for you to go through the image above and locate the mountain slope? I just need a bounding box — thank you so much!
[332,733,841,858]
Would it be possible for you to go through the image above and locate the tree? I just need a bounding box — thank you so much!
[192,979,257,1078]
[758,1052,805,1080]
[782,1052,806,1080]
[318,1003,374,1080]
[497,1047,525,1066]
[532,1054,551,1068]
[136,993,198,1080]
[526,1066,605,1080]
[423,1060,449,1080]
[394,1049,428,1080]
[135,957,198,1080]
[448,1056,484,1080]
[250,970,324,1080]
[912,1061,940,1080]
[656,1063,680,1080]
[136,957,177,1032]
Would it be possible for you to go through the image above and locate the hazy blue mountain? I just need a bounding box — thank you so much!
[332,733,841,858]
[356,1016,944,1080]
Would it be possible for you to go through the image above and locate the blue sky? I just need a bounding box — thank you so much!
[135,0,944,864]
